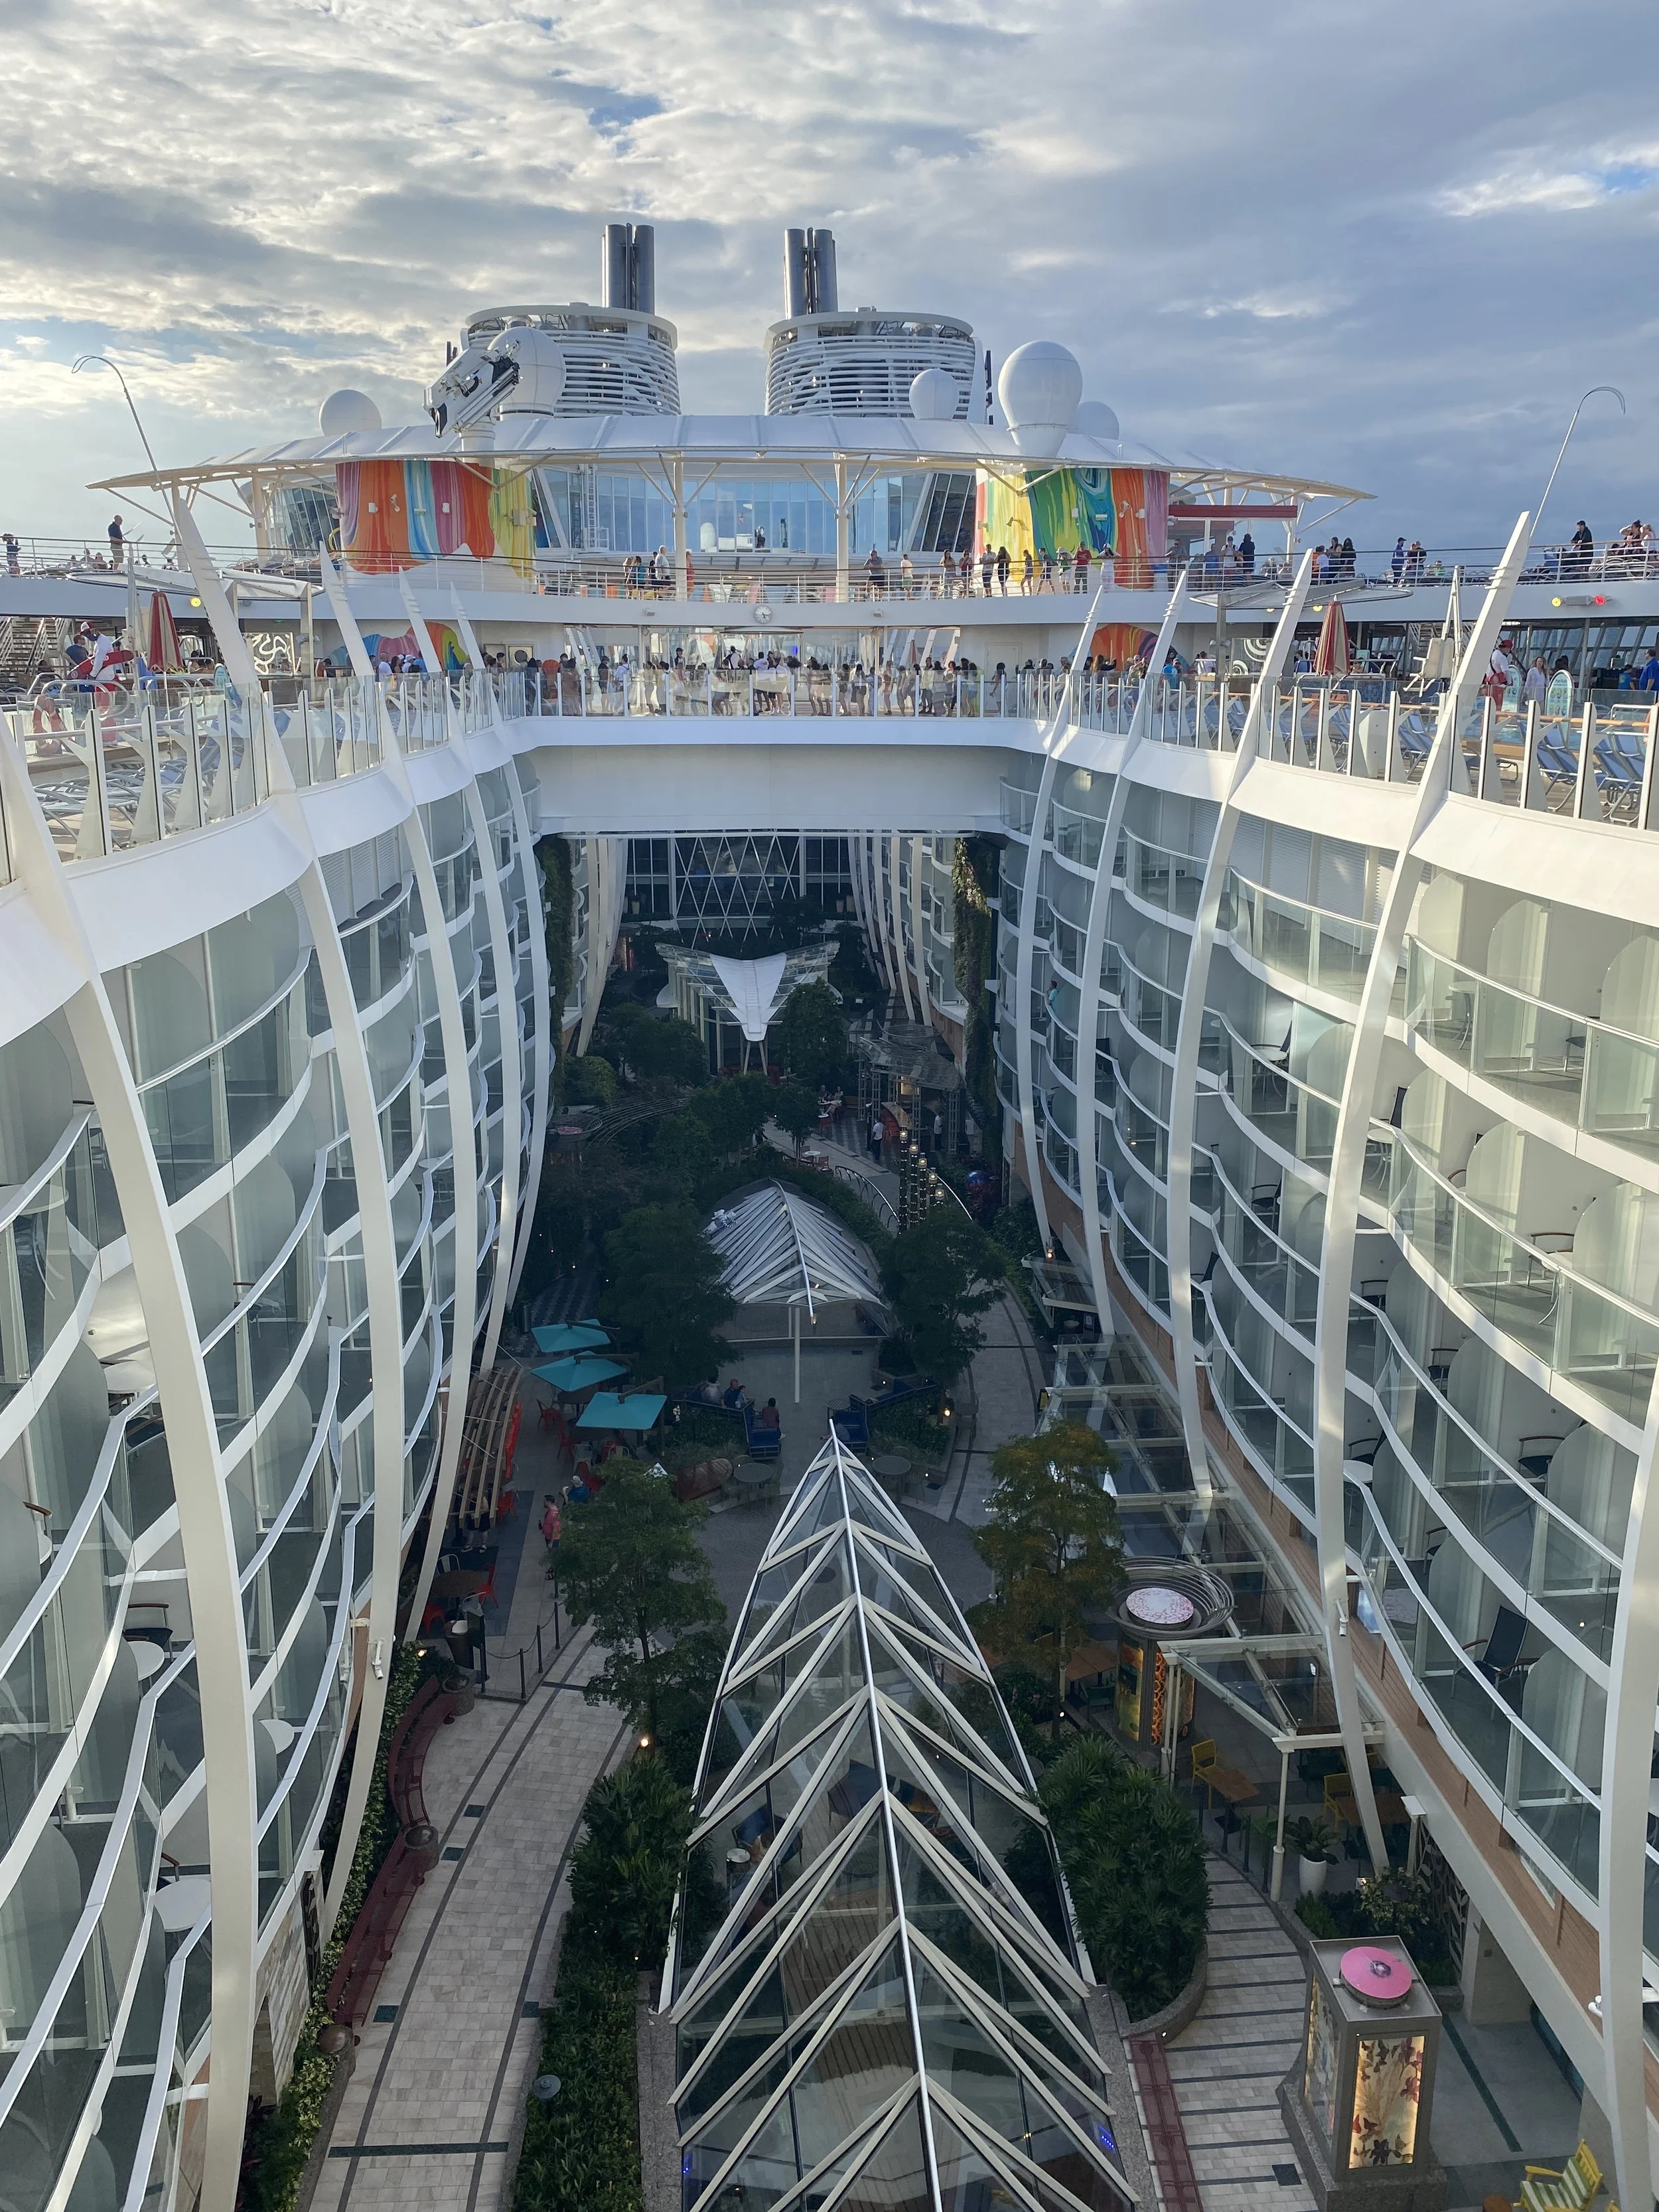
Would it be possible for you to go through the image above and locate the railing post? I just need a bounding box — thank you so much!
[1640,702,1659,831]
[519,1649,527,1704]
[1573,702,1597,820]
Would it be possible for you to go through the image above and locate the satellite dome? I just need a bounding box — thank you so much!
[319,389,382,436]
[1072,398,1120,443]
[908,367,961,422]
[492,328,567,415]
[997,341,1084,455]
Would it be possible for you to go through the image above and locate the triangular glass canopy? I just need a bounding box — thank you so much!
[666,1435,1135,2212]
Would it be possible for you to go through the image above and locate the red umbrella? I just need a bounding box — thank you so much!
[1313,599,1350,676]
[145,590,184,673]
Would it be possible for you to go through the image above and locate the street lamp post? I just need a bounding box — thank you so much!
[1533,385,1626,552]
[70,354,162,475]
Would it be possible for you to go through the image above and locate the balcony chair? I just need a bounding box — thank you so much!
[1468,1604,1530,1690]
[1517,1435,1565,1481]
[1520,2142,1603,2212]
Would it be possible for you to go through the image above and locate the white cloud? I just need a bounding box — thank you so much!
[1441,146,1659,217]
[0,0,1653,551]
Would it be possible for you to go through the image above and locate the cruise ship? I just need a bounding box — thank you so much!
[1,221,1658,2212]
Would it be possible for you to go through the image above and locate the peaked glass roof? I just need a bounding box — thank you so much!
[665,1434,1135,2212]
[707,1182,885,1321]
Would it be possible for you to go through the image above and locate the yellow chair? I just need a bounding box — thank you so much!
[1189,1739,1218,1812]
[1325,1771,1360,1835]
[1520,2142,1603,2212]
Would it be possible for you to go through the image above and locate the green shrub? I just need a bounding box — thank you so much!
[866,1397,950,1461]
[515,1753,719,2212]
[240,1645,427,2212]
[1041,1739,1208,2020]
[569,1755,697,1965]
[512,1930,641,2212]
[1294,1894,1340,1939]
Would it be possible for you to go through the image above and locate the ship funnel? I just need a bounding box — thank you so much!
[784,226,838,316]
[602,221,656,313]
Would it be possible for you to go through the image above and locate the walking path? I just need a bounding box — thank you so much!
[1156,1856,1315,2212]
[311,1628,625,2212]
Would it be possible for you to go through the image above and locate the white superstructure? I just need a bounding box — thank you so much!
[7,246,1659,2212]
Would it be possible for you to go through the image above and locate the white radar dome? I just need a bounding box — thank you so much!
[1071,399,1119,443]
[908,368,961,422]
[997,341,1084,455]
[492,328,567,415]
[319,389,382,436]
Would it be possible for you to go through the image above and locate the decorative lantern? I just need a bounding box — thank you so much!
[1279,1939,1445,2212]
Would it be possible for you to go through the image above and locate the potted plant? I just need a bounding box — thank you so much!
[1286,1814,1338,1897]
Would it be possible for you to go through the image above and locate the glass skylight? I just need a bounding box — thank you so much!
[664,1434,1135,2212]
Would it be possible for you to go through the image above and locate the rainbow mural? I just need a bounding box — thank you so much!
[336,459,538,577]
[974,466,1169,588]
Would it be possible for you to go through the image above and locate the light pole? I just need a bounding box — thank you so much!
[1533,385,1626,552]
[71,353,161,475]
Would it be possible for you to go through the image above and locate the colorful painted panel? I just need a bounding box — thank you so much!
[337,459,528,572]
[974,465,1168,583]
[1089,623,1157,669]
[1303,1977,1339,2149]
[1349,2033,1423,2168]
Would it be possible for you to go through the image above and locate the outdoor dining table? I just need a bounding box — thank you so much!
[868,1453,911,1497]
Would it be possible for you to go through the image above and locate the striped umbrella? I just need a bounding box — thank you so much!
[1313,599,1351,677]
[145,590,184,673]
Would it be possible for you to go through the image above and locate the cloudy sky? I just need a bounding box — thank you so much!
[1,0,1652,554]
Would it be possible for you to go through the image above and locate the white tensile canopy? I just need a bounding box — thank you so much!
[663,1432,1135,2212]
[706,1181,884,1322]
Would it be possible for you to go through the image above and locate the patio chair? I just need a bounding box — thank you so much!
[1188,1739,1219,1810]
[744,1407,782,1461]
[1469,1603,1530,1689]
[1520,2142,1603,2212]
[1325,1771,1360,1835]
[1594,730,1645,816]
[1536,739,1580,806]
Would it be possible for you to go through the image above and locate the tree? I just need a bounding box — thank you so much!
[557,1459,729,1747]
[685,1073,772,1158]
[1041,1738,1208,2018]
[773,980,847,1089]
[970,1424,1123,1728]
[599,1002,708,1087]
[564,1053,617,1110]
[600,1203,732,1384]
[881,1208,1001,1379]
[568,1752,697,1964]
[648,1110,715,1197]
[770,1077,822,1153]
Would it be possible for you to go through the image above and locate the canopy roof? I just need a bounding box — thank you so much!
[709,951,790,1042]
[89,409,1368,518]
[707,1181,884,1321]
[666,1434,1133,2212]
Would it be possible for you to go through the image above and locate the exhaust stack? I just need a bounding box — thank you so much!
[602,221,656,314]
[783,226,838,317]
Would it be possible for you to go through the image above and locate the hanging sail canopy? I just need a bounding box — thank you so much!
[706,1181,884,1322]
[665,1433,1135,2212]
[708,952,790,1043]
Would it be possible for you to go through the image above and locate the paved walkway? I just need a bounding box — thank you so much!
[1158,1858,1315,2212]
[312,1628,626,2212]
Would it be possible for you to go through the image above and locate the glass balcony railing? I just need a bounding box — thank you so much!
[1120,830,1205,920]
[1386,1130,1659,1423]
[1051,802,1106,867]
[1220,1020,1338,1171]
[1407,942,1659,1156]
[1228,873,1376,1003]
